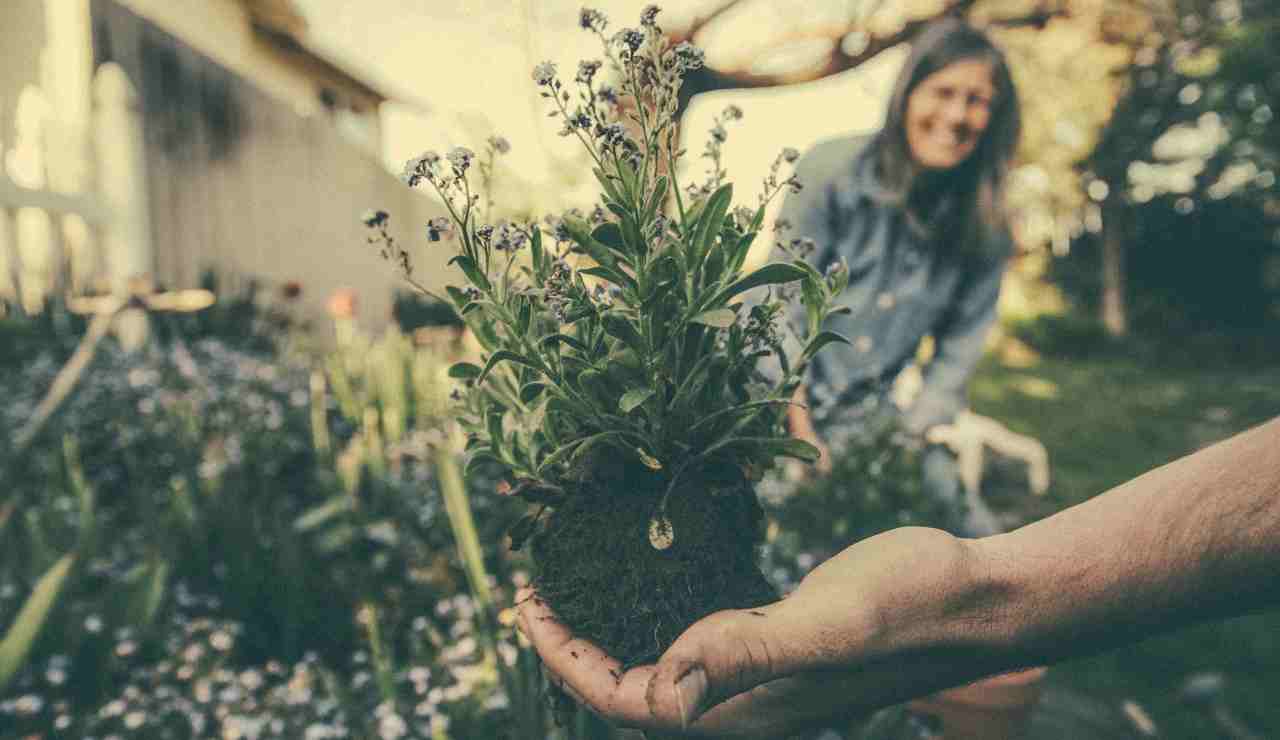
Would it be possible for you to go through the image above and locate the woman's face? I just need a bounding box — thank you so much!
[904,58,996,171]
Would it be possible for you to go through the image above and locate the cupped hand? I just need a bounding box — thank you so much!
[517,526,996,738]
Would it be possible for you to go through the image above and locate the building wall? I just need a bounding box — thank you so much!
[92,0,453,332]
[105,0,380,143]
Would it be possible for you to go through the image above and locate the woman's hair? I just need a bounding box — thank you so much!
[872,17,1021,259]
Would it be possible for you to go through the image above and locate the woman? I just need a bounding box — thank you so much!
[782,17,1022,540]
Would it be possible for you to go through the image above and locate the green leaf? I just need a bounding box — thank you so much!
[134,559,169,630]
[579,266,633,291]
[670,353,718,409]
[519,382,548,404]
[702,245,727,289]
[538,438,585,472]
[689,308,737,328]
[644,176,669,223]
[757,437,822,462]
[708,436,821,462]
[617,159,639,204]
[476,350,539,385]
[486,411,506,455]
[446,285,471,311]
[802,274,824,334]
[464,447,500,478]
[0,554,75,693]
[570,430,632,465]
[315,524,358,553]
[448,254,491,291]
[619,211,646,257]
[294,496,354,532]
[592,222,626,252]
[619,387,655,414]
[593,167,625,205]
[517,300,532,336]
[530,227,545,277]
[448,362,482,379]
[539,332,589,353]
[728,231,757,275]
[585,249,637,290]
[688,399,793,435]
[62,436,95,551]
[576,369,612,406]
[706,262,807,308]
[601,311,645,353]
[691,184,733,260]
[802,330,851,363]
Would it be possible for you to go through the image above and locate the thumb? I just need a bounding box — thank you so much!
[644,604,795,729]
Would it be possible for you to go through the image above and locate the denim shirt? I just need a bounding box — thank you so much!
[777,134,1008,435]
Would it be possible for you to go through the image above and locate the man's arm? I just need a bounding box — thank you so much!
[978,415,1280,667]
[903,254,1005,435]
[520,417,1280,737]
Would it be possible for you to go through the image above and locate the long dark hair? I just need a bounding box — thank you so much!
[872,18,1021,259]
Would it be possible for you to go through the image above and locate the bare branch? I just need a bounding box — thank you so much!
[673,0,1069,112]
[667,0,745,45]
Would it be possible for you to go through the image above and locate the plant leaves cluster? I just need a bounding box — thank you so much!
[374,7,851,504]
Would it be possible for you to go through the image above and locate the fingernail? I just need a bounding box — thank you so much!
[674,666,707,728]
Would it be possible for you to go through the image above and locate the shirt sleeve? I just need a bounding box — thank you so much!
[903,253,1007,434]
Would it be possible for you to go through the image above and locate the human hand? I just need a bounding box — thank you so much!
[517,527,1002,738]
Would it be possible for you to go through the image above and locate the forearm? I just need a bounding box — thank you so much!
[970,416,1280,668]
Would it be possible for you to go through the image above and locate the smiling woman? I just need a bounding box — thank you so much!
[781,17,1022,535]
[905,57,996,171]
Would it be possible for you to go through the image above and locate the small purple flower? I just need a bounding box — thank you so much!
[426,217,451,242]
[579,8,608,33]
[446,146,474,173]
[533,61,558,86]
[361,210,389,228]
[616,29,645,53]
[576,60,602,84]
[492,221,528,252]
[400,150,440,187]
[486,135,511,154]
[596,122,627,148]
[673,42,704,72]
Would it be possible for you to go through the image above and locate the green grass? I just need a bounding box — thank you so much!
[969,341,1280,739]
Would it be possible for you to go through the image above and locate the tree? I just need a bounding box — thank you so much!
[1078,0,1279,337]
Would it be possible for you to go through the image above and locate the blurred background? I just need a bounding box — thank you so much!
[1,1,1277,738]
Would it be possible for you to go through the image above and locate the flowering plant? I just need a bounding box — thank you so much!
[368,6,849,666]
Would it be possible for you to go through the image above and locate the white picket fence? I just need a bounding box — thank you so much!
[1,61,149,315]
